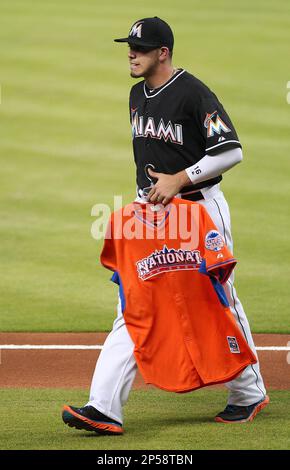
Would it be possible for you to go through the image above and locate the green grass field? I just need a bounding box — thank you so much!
[0,0,289,332]
[0,388,289,450]
[0,0,290,453]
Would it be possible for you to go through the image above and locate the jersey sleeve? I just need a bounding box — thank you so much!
[195,91,242,156]
[100,215,117,273]
[198,205,237,284]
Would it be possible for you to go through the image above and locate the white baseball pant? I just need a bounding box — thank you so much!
[86,184,267,423]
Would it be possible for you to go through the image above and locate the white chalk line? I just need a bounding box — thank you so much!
[0,345,290,351]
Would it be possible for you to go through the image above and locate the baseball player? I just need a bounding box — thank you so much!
[62,17,269,435]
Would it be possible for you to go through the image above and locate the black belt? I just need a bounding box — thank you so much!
[138,187,204,201]
[179,190,204,201]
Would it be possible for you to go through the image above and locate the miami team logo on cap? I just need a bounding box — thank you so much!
[227,336,240,353]
[205,230,224,252]
[129,21,144,38]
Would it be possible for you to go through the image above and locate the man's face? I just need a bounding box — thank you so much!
[128,45,160,78]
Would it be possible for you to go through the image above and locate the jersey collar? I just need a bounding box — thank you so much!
[143,69,185,98]
[133,201,173,229]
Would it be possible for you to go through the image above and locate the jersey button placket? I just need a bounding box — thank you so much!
[144,98,150,148]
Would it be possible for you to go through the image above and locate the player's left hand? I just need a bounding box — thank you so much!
[147,168,191,205]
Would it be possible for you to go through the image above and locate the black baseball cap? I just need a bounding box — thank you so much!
[114,17,174,51]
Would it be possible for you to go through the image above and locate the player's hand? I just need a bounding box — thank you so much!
[147,168,191,205]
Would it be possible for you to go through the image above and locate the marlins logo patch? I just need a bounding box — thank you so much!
[205,230,224,252]
[227,336,240,354]
[204,111,231,138]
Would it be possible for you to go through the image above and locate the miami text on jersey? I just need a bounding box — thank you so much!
[136,245,202,280]
[131,110,183,145]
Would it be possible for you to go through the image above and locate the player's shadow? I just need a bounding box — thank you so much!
[62,415,215,440]
[156,414,212,425]
[140,414,214,430]
[76,414,214,439]
[130,414,215,441]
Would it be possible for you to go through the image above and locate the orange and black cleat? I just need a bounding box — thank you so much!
[214,395,270,423]
[62,405,124,435]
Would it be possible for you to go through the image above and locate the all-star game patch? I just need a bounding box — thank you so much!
[227,336,240,353]
[205,230,225,252]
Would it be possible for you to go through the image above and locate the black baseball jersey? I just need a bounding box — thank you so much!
[129,69,242,192]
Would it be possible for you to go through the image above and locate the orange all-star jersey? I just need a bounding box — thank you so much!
[100,197,257,392]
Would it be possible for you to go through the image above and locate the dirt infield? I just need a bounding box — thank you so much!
[0,333,289,390]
